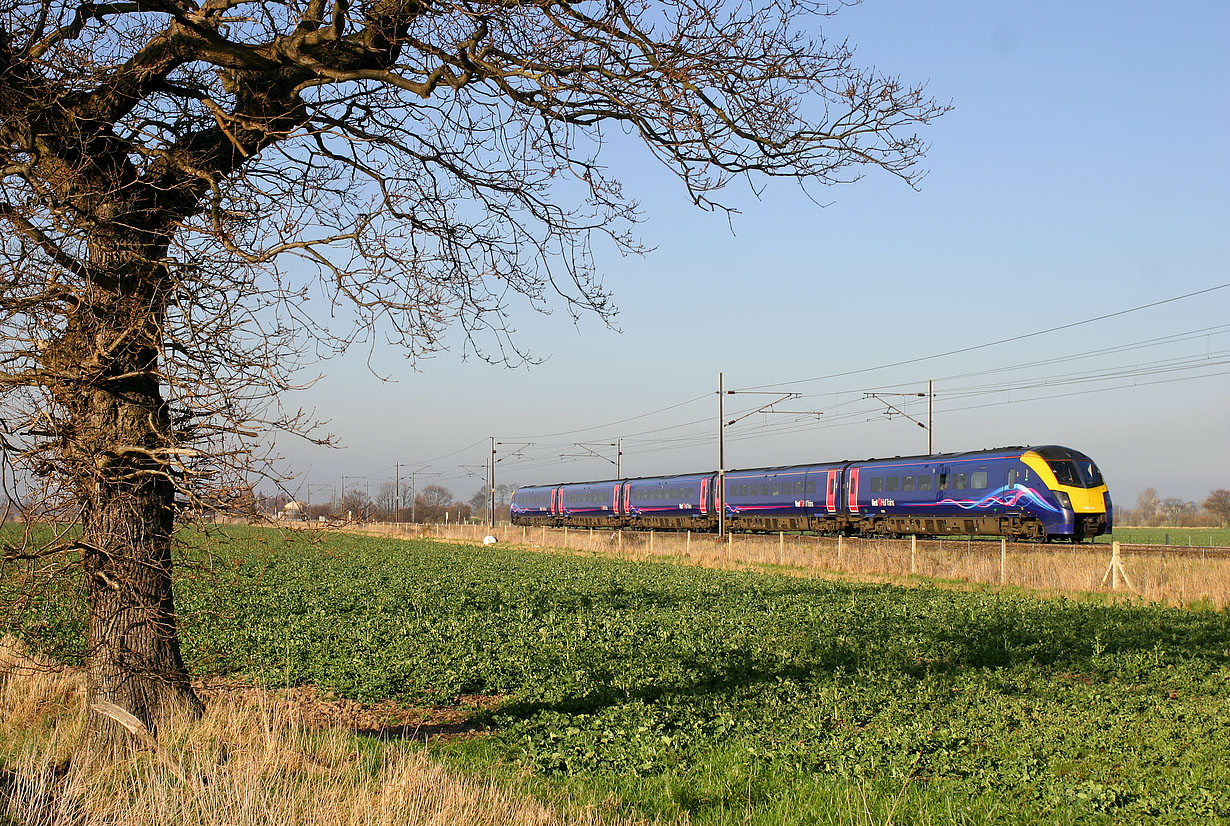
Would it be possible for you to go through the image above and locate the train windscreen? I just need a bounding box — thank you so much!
[1046,458,1103,488]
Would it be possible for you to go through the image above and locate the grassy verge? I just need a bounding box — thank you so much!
[0,635,637,826]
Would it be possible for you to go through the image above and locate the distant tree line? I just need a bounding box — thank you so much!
[1117,488,1230,528]
[255,483,478,523]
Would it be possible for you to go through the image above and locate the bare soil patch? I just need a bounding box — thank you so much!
[194,676,500,741]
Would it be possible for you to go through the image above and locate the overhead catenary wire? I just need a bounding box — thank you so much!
[343,283,1230,490]
[736,282,1230,392]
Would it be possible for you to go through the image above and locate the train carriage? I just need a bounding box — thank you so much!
[509,484,555,523]
[847,446,1110,540]
[556,480,623,527]
[624,473,714,530]
[723,463,839,533]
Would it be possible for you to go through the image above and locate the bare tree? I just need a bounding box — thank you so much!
[1204,489,1230,528]
[0,0,948,744]
[375,480,398,520]
[1135,488,1161,526]
[413,483,455,522]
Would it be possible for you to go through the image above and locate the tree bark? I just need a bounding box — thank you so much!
[49,235,203,746]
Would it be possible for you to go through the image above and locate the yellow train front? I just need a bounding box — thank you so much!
[1018,445,1113,541]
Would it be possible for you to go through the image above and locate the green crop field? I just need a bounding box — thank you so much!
[8,527,1230,824]
[1099,526,1230,547]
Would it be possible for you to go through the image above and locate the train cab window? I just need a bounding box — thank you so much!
[938,473,948,490]
[886,477,899,492]
[870,477,883,493]
[972,471,988,490]
[954,473,968,490]
[902,476,915,492]
[918,475,932,492]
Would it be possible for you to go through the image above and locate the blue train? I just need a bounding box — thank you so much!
[510,445,1112,542]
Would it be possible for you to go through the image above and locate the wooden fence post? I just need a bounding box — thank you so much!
[650,530,655,555]
[1000,538,1006,586]
[910,535,917,575]
[837,534,843,569]
[779,532,784,565]
[1100,541,1135,591]
[686,531,691,557]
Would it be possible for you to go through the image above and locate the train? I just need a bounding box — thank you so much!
[509,445,1112,542]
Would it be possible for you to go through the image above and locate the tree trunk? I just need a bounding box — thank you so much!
[50,236,203,748]
[81,466,203,744]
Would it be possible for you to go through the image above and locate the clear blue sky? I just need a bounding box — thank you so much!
[275,1,1230,509]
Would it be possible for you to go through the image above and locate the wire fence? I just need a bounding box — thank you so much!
[355,522,1230,609]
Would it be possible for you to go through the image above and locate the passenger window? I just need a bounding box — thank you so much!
[938,473,948,490]
[806,481,816,495]
[972,471,988,490]
[902,476,915,492]
[954,473,968,489]
[918,475,932,492]
[1007,469,1018,486]
[770,483,780,496]
[793,481,804,495]
[870,478,883,493]
[886,477,899,492]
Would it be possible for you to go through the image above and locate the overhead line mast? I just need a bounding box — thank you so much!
[718,372,821,536]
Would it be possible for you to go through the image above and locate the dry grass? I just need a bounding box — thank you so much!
[0,636,649,826]
[379,523,1230,608]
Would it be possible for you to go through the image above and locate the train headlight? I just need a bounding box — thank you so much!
[1054,491,1072,510]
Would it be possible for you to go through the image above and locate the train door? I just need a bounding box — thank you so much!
[936,467,952,508]
[825,469,839,513]
[846,467,861,514]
